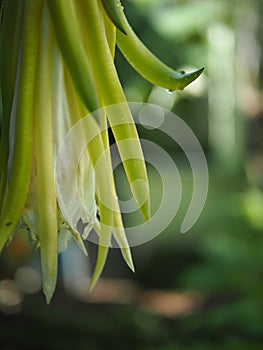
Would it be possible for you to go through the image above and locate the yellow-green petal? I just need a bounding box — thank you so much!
[81,0,150,221]
[0,0,42,251]
[116,6,204,91]
[47,0,99,112]
[35,4,58,304]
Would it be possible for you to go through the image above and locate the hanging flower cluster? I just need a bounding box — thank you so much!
[0,0,203,303]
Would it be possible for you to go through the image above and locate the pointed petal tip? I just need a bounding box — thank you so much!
[89,272,101,292]
[89,278,97,292]
[45,295,52,305]
[89,244,109,291]
[139,200,151,222]
[129,261,135,273]
[44,285,55,305]
[123,250,135,272]
[186,66,205,80]
[195,66,205,76]
[77,236,88,256]
[177,66,205,90]
[143,212,151,223]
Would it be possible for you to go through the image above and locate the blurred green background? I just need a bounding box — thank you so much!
[1,0,263,349]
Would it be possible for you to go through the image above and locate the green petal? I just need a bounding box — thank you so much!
[0,0,24,212]
[81,0,150,221]
[89,204,112,291]
[0,0,42,251]
[35,3,58,304]
[113,212,134,272]
[116,6,204,91]
[47,0,99,112]
[89,243,109,291]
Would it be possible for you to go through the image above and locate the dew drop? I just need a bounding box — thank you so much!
[166,89,174,94]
